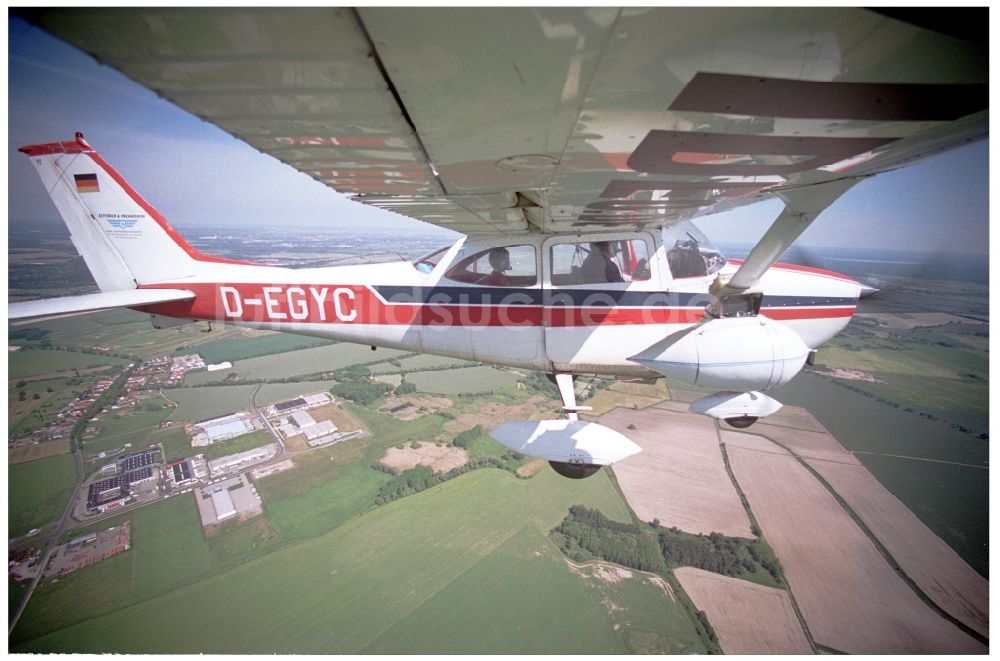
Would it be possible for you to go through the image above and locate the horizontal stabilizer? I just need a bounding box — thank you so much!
[9,288,195,323]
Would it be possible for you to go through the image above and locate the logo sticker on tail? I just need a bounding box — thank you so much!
[99,213,143,237]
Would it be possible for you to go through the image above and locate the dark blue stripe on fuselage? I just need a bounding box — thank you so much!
[373,285,855,309]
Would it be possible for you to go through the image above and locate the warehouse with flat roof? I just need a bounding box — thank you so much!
[210,489,237,520]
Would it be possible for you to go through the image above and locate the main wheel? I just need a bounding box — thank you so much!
[548,461,602,479]
[724,415,759,429]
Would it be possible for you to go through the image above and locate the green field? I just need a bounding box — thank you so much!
[407,366,518,395]
[165,382,336,422]
[9,376,89,439]
[12,468,706,653]
[20,309,249,358]
[9,349,127,379]
[82,403,173,455]
[183,333,335,364]
[256,381,335,407]
[161,386,258,422]
[188,343,409,383]
[818,320,989,418]
[369,354,473,375]
[9,453,78,537]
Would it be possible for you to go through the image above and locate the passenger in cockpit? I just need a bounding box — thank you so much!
[580,241,624,284]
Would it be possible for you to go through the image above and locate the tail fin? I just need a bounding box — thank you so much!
[19,133,242,290]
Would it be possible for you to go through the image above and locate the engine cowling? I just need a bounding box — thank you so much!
[628,316,810,391]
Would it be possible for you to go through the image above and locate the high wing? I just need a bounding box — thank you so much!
[22,8,987,292]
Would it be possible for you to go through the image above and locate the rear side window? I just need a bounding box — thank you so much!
[446,245,536,287]
[550,239,651,285]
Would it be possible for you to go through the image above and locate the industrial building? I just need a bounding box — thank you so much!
[127,466,156,485]
[87,476,130,511]
[273,392,332,415]
[304,420,337,441]
[169,459,194,484]
[210,488,237,520]
[192,413,256,446]
[280,409,338,442]
[117,448,160,474]
[208,445,275,476]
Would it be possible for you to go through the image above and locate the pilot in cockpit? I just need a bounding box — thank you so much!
[479,247,512,286]
[667,238,708,278]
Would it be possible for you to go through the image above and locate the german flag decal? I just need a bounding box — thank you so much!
[74,173,99,193]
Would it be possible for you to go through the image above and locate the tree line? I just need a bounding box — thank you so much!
[371,450,526,505]
[552,505,666,573]
[551,506,785,586]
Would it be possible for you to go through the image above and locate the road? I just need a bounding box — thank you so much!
[9,446,85,635]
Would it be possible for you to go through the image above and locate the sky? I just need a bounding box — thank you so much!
[7,15,990,255]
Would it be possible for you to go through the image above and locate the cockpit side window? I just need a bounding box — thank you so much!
[446,244,537,287]
[662,223,725,279]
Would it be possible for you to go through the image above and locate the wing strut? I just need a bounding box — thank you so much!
[708,177,861,317]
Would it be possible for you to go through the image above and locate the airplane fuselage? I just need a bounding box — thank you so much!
[136,230,863,376]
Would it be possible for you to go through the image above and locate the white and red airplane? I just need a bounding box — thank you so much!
[10,8,987,478]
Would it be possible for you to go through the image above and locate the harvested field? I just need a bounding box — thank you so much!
[747,421,854,464]
[516,459,548,478]
[442,396,552,433]
[381,444,469,474]
[747,404,827,433]
[726,444,984,653]
[675,567,811,654]
[9,440,71,464]
[584,388,663,416]
[650,400,690,414]
[602,406,753,538]
[718,431,789,456]
[806,457,989,637]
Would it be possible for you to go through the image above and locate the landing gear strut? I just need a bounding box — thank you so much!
[548,373,602,478]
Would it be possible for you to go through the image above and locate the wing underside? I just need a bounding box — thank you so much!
[23,8,987,237]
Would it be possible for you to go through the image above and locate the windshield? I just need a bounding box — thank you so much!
[662,221,726,279]
[412,246,450,274]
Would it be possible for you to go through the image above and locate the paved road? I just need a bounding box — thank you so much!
[9,446,85,635]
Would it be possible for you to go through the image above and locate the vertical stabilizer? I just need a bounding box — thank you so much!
[18,133,225,289]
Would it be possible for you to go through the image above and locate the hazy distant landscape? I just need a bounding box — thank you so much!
[8,224,988,653]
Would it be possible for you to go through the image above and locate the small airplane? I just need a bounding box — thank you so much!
[10,8,987,479]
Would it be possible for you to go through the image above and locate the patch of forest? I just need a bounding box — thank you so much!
[551,505,785,586]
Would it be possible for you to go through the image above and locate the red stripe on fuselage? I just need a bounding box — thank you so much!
[137,282,854,327]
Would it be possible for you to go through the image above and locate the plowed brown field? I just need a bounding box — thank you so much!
[603,405,752,538]
[726,444,984,653]
[675,567,811,654]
